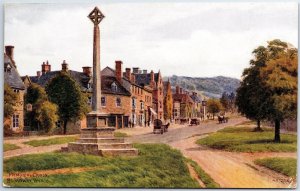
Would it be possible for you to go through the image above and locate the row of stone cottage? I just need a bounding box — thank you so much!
[4,45,206,133]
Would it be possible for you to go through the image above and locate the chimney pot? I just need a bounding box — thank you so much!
[61,60,69,72]
[41,61,51,75]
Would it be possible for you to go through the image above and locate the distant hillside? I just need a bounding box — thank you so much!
[164,75,241,99]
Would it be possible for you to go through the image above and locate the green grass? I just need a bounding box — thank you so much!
[185,158,220,188]
[4,143,199,188]
[196,127,297,152]
[23,136,78,147]
[114,132,129,137]
[4,144,20,152]
[254,157,297,177]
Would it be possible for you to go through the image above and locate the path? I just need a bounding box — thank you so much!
[169,136,295,188]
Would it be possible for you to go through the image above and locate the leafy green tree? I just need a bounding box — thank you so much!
[207,99,223,119]
[25,83,58,133]
[4,83,19,136]
[4,83,18,118]
[35,101,58,133]
[46,72,89,134]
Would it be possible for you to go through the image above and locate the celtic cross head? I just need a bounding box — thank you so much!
[88,7,105,25]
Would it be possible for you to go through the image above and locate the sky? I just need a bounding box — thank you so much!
[4,2,298,79]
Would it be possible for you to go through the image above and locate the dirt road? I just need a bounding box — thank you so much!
[170,136,295,188]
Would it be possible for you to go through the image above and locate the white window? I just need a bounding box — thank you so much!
[141,102,144,110]
[101,96,106,106]
[12,114,19,129]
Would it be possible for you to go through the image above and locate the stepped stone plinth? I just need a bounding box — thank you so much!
[62,127,138,157]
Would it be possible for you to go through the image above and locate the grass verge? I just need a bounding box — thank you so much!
[23,136,78,147]
[4,143,199,188]
[4,144,20,152]
[254,157,296,177]
[185,158,220,188]
[114,132,129,137]
[196,127,297,152]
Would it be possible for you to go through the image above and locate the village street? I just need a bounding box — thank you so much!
[4,116,296,188]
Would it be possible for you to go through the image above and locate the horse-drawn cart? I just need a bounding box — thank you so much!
[153,119,170,134]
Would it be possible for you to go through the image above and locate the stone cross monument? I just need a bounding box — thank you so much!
[63,7,138,157]
[86,7,109,128]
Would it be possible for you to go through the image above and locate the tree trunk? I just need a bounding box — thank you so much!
[274,119,281,143]
[63,120,68,135]
[257,120,261,129]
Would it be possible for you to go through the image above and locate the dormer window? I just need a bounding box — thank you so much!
[111,82,117,92]
[4,63,11,73]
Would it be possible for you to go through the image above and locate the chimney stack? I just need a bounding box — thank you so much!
[5,45,14,61]
[143,70,147,74]
[37,71,41,77]
[61,60,68,72]
[115,60,123,83]
[132,67,139,74]
[125,68,131,81]
[176,86,180,94]
[82,66,92,77]
[41,60,51,75]
[131,73,136,83]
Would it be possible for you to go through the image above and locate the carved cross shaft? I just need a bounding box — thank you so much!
[88,7,105,25]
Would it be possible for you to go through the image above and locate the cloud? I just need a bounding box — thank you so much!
[4,2,298,79]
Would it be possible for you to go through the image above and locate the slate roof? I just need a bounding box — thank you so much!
[4,54,25,90]
[29,69,131,96]
[135,73,159,87]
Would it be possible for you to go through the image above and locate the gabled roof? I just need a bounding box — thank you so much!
[4,53,25,90]
[173,93,194,104]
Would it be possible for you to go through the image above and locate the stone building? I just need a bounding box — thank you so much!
[4,45,25,132]
[134,68,164,121]
[163,80,173,122]
[189,91,202,117]
[28,60,132,132]
[102,61,154,127]
[172,86,195,122]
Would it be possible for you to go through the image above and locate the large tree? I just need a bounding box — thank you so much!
[46,72,89,134]
[236,39,297,142]
[207,99,223,119]
[25,83,58,133]
[260,41,297,142]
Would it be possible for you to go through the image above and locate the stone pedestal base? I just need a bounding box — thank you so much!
[62,116,138,157]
